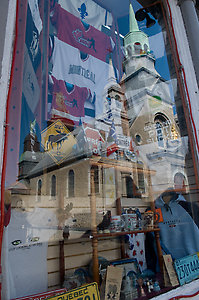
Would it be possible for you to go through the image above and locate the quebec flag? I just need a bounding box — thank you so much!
[58,0,113,30]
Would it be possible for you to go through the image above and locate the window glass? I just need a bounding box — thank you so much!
[3,0,199,298]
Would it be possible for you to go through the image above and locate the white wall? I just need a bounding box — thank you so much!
[0,0,17,181]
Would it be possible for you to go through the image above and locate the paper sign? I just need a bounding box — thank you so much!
[163,255,179,287]
[105,265,123,300]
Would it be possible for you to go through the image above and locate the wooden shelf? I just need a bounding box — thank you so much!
[91,227,160,238]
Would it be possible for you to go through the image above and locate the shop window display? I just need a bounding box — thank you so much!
[2,0,199,299]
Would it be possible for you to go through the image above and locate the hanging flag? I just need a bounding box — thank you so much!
[25,2,41,71]
[58,0,113,30]
[28,0,43,34]
[109,18,124,83]
[107,121,119,156]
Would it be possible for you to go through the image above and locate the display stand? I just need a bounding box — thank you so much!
[89,158,163,286]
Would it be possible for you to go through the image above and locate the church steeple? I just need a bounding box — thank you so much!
[129,3,139,32]
[124,3,150,56]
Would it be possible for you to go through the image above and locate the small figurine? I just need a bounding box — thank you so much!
[146,279,153,293]
[153,281,161,292]
[137,278,146,297]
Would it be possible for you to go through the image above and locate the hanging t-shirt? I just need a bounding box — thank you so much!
[26,3,41,72]
[58,0,112,30]
[2,208,60,300]
[51,37,112,116]
[125,233,147,272]
[50,75,91,125]
[50,3,113,63]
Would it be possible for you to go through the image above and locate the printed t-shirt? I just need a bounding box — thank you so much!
[50,75,91,125]
[51,3,113,62]
[2,208,60,300]
[51,37,112,116]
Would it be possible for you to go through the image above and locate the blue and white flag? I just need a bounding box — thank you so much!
[58,0,112,30]
[28,0,42,34]
[26,2,41,71]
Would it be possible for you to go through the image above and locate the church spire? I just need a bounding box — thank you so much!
[124,3,150,56]
[129,3,139,32]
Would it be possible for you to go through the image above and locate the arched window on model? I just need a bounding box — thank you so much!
[126,176,134,198]
[155,121,164,148]
[174,172,186,192]
[91,165,99,194]
[51,175,56,198]
[36,179,42,202]
[138,164,145,194]
[154,114,169,148]
[134,42,142,54]
[126,175,141,198]
[68,169,75,197]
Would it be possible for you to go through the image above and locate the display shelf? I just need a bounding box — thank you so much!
[91,227,160,239]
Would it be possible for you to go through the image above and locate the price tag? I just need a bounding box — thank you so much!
[47,283,100,300]
[174,254,199,285]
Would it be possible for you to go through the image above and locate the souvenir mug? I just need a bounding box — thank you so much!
[110,215,123,232]
[122,213,137,231]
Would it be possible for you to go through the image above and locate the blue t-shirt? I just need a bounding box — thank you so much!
[155,193,199,259]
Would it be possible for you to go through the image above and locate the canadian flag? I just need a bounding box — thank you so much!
[107,143,119,157]
[129,138,139,156]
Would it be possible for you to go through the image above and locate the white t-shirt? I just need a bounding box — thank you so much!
[2,208,59,299]
[51,37,113,116]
